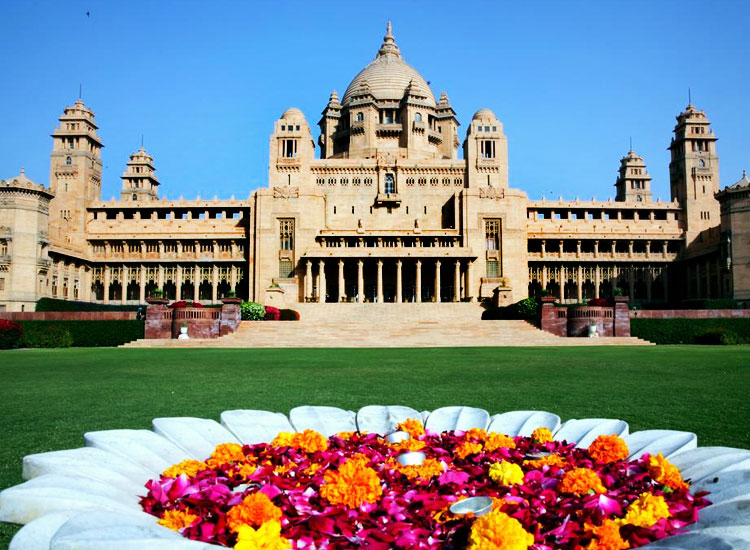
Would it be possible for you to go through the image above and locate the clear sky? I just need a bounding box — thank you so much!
[1,0,748,203]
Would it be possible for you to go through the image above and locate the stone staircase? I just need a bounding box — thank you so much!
[123,303,653,348]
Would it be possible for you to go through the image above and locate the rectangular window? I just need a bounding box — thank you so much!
[278,259,294,278]
[280,219,294,250]
[486,260,499,278]
[0,277,4,291]
[485,219,500,250]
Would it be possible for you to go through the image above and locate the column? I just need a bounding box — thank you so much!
[212,265,218,302]
[230,264,237,294]
[662,240,668,259]
[541,264,547,291]
[594,265,601,299]
[646,268,653,302]
[594,240,599,258]
[193,264,200,302]
[157,265,164,291]
[628,267,635,301]
[576,265,583,302]
[376,259,383,303]
[464,261,472,301]
[318,260,326,303]
[435,260,441,303]
[121,265,128,304]
[612,240,617,259]
[541,240,546,257]
[396,259,402,303]
[139,264,146,303]
[103,265,111,304]
[662,267,668,302]
[338,259,345,302]
[454,260,461,302]
[357,259,364,303]
[628,240,634,259]
[305,260,313,300]
[415,260,422,303]
[558,267,564,301]
[176,265,183,300]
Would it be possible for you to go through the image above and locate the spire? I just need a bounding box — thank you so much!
[377,21,401,59]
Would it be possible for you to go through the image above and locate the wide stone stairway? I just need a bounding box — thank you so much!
[123,303,653,348]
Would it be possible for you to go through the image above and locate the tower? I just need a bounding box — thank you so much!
[615,150,652,202]
[120,147,160,202]
[668,104,720,244]
[268,108,316,187]
[464,108,508,189]
[49,99,103,249]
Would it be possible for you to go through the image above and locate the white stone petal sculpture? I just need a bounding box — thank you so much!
[487,410,561,436]
[355,405,422,434]
[423,406,490,433]
[624,430,697,460]
[220,409,294,444]
[152,417,239,458]
[0,406,747,549]
[554,418,629,447]
[289,405,356,437]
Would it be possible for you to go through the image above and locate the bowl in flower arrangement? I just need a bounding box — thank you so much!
[1,405,749,550]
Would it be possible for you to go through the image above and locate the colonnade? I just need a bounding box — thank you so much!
[303,258,473,303]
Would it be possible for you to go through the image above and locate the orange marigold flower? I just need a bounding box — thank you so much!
[294,429,329,453]
[617,493,670,528]
[585,519,630,550]
[320,455,382,508]
[393,457,444,481]
[456,441,483,459]
[270,432,295,447]
[465,428,488,441]
[531,427,554,444]
[237,462,258,479]
[523,454,566,469]
[392,438,427,452]
[647,453,689,491]
[157,509,199,531]
[397,418,425,439]
[303,463,322,476]
[226,492,283,532]
[468,509,535,550]
[485,432,516,451]
[588,435,629,464]
[559,467,606,495]
[162,459,209,478]
[234,520,290,550]
[336,431,357,440]
[206,443,245,468]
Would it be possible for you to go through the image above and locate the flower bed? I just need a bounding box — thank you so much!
[141,421,709,550]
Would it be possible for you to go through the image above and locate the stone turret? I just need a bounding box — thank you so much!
[121,147,160,202]
[615,150,652,202]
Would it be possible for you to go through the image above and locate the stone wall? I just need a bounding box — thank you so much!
[145,299,242,339]
[540,298,630,337]
[631,309,750,318]
[0,311,136,320]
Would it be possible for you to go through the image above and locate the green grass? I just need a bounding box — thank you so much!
[1,346,750,547]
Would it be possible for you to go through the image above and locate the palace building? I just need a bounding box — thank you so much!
[1,24,748,312]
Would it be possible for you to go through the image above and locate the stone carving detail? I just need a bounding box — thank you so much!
[273,186,299,199]
[479,187,505,200]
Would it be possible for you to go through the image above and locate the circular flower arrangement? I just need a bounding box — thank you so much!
[140,421,710,550]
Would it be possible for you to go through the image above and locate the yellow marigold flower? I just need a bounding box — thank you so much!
[158,509,199,531]
[647,453,689,491]
[394,457,444,481]
[468,509,534,550]
[226,492,283,532]
[617,493,670,528]
[456,441,483,459]
[270,432,295,447]
[485,432,516,452]
[585,519,630,550]
[531,427,553,444]
[234,520,290,550]
[465,428,488,441]
[559,468,606,495]
[489,461,525,486]
[523,454,566,469]
[320,455,382,508]
[392,438,427,452]
[588,435,629,464]
[397,418,425,439]
[207,443,246,468]
[237,462,258,479]
[303,463,322,476]
[336,431,357,440]
[162,459,209,478]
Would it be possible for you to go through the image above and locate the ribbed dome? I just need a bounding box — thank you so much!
[472,108,497,120]
[281,107,305,120]
[342,23,436,107]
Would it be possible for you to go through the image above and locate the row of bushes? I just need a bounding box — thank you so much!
[240,302,300,321]
[482,298,539,321]
[631,318,750,345]
[0,320,145,349]
[36,297,141,312]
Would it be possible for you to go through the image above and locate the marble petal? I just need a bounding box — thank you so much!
[84,430,191,473]
[553,418,629,447]
[355,405,422,434]
[624,430,698,460]
[669,447,750,471]
[424,406,490,433]
[691,470,750,505]
[691,528,750,545]
[640,532,750,549]
[289,406,356,437]
[487,410,561,437]
[8,511,77,550]
[49,511,219,550]
[676,453,750,484]
[152,417,239,459]
[220,409,294,444]
[686,499,750,530]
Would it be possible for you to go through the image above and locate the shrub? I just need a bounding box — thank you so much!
[631,318,750,345]
[0,319,23,349]
[279,309,300,321]
[482,298,538,321]
[587,298,609,307]
[21,324,74,348]
[36,297,140,312]
[264,306,281,321]
[240,302,266,321]
[680,299,741,310]
[18,320,144,347]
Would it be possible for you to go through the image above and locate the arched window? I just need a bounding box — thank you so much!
[132,194,137,201]
[65,156,72,165]
[356,112,364,122]
[415,113,422,122]
[699,159,706,167]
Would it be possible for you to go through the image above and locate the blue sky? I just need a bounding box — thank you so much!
[1,0,748,202]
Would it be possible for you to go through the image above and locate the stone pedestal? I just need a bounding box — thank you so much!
[220,298,242,337]
[144,300,172,339]
[613,296,631,337]
[540,297,566,337]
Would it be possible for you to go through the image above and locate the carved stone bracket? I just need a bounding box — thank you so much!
[273,186,300,199]
[479,187,504,200]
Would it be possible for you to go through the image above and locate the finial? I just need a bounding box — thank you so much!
[744,169,747,179]
[688,87,692,107]
[629,136,633,152]
[141,133,144,148]
[377,21,400,58]
[20,166,25,176]
[386,21,392,37]
[79,84,82,100]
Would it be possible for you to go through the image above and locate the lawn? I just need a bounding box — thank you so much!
[1,346,749,547]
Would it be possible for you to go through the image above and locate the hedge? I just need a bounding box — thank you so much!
[36,297,141,312]
[631,318,750,345]
[482,298,539,321]
[19,320,145,347]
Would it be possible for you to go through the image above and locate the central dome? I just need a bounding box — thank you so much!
[342,23,436,107]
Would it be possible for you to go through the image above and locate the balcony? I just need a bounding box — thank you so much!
[376,123,402,136]
[374,192,402,205]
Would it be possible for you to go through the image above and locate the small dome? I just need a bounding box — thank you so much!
[281,107,305,120]
[472,108,497,120]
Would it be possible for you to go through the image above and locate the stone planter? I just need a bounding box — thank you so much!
[220,297,242,305]
[145,298,168,305]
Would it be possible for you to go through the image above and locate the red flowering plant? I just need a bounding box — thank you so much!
[140,423,709,550]
[0,319,23,349]
[587,298,609,307]
[169,301,203,309]
[264,306,281,321]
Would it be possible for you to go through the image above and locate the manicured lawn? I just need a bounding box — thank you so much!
[1,346,749,546]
